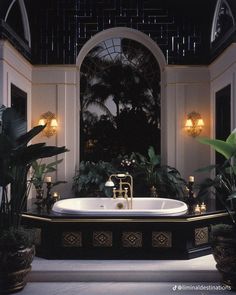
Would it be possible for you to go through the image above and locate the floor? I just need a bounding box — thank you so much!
[18,255,235,295]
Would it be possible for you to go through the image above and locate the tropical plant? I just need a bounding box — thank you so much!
[131,146,160,188]
[73,160,116,197]
[197,130,236,224]
[30,159,65,190]
[130,146,187,199]
[197,130,236,290]
[0,107,68,241]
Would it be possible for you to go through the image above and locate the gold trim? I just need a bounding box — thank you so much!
[21,212,228,223]
[152,231,172,248]
[195,227,209,246]
[93,231,113,247]
[62,231,82,247]
[122,231,142,248]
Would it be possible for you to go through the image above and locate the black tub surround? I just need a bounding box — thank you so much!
[22,206,229,260]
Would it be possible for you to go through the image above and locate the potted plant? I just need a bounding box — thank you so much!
[73,160,115,197]
[31,159,63,189]
[130,146,187,199]
[30,159,66,207]
[0,107,68,293]
[198,130,236,290]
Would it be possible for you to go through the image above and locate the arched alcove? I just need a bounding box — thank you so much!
[76,27,166,166]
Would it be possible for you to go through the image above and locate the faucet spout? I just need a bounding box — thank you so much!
[105,173,133,209]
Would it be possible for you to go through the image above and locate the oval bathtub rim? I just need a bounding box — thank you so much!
[52,197,188,217]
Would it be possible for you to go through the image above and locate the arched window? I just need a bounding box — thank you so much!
[80,37,161,161]
[4,0,31,47]
[211,0,235,43]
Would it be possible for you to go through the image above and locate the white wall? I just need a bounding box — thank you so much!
[0,40,32,129]
[3,38,236,197]
[32,66,77,196]
[164,65,211,182]
[209,43,236,147]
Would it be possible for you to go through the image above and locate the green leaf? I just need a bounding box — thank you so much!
[46,159,63,168]
[226,192,236,202]
[13,145,68,165]
[148,146,155,160]
[198,137,235,159]
[16,125,46,146]
[0,134,13,155]
[52,181,67,187]
[195,164,217,173]
[226,129,236,145]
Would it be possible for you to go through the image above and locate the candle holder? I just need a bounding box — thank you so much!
[44,181,54,212]
[194,204,201,214]
[34,188,44,211]
[185,177,196,214]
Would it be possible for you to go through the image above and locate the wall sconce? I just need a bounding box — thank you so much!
[185,111,204,137]
[38,111,58,137]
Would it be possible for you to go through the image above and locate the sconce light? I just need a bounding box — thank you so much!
[38,111,58,137]
[185,111,204,137]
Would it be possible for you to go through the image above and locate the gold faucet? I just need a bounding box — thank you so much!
[105,173,133,209]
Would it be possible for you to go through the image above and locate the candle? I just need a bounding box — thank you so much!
[45,176,52,183]
[52,192,60,202]
[194,204,201,214]
[200,202,206,213]
[189,176,194,182]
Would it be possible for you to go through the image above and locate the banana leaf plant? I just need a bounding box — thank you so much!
[197,129,236,224]
[0,107,68,233]
[30,159,66,190]
[130,146,187,199]
[73,160,116,197]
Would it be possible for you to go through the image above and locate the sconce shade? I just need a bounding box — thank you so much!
[50,119,58,127]
[197,118,204,127]
[185,119,193,128]
[38,111,58,137]
[185,111,204,137]
[38,118,46,126]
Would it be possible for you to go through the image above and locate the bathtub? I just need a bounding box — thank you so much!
[52,197,188,216]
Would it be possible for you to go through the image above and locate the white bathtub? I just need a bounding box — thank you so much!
[52,197,188,216]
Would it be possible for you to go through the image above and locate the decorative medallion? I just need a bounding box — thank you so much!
[93,231,113,247]
[152,231,172,248]
[195,227,208,246]
[122,232,142,248]
[62,231,82,247]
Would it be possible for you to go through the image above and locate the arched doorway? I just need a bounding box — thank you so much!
[76,27,166,165]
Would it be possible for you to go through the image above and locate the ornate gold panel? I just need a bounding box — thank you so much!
[195,227,208,246]
[93,231,113,247]
[152,231,172,248]
[122,231,142,247]
[62,231,82,247]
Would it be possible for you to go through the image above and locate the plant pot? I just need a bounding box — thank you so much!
[212,232,236,290]
[0,246,35,294]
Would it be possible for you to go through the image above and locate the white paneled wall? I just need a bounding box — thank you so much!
[32,66,77,197]
[209,43,236,139]
[0,40,32,129]
[164,66,211,182]
[1,38,236,196]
